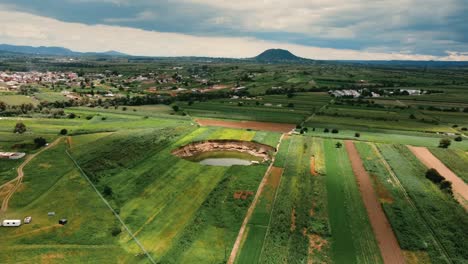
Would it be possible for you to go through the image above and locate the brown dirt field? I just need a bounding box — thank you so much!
[408,145,468,210]
[310,156,318,176]
[195,118,295,133]
[344,140,405,264]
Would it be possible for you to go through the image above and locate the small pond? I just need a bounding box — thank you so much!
[185,151,263,166]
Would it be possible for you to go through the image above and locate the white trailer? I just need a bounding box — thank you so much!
[2,219,22,227]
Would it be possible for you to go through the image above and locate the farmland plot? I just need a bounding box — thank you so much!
[355,142,442,263]
[259,136,332,263]
[378,144,468,264]
[323,139,382,264]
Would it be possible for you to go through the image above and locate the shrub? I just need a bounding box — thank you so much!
[440,180,453,194]
[34,137,47,148]
[14,122,27,134]
[438,138,451,148]
[60,129,68,135]
[324,128,329,133]
[454,136,462,142]
[331,129,339,134]
[425,168,444,184]
[86,116,93,120]
[68,113,76,119]
[335,142,342,148]
[172,105,179,112]
[101,117,107,121]
[355,132,360,137]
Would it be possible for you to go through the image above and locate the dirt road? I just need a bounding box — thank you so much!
[345,140,405,264]
[195,118,295,133]
[408,145,468,210]
[227,133,286,264]
[0,137,62,214]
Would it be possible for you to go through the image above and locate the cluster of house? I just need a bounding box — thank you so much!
[329,89,363,98]
[0,152,25,160]
[0,71,79,90]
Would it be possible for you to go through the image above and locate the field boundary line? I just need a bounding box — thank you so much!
[227,133,287,264]
[65,150,156,264]
[370,143,452,264]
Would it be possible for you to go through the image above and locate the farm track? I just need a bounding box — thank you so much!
[0,137,62,215]
[370,144,452,264]
[344,141,404,264]
[228,133,287,264]
[407,145,468,210]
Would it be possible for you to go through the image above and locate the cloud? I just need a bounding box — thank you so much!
[0,8,466,61]
[103,10,156,23]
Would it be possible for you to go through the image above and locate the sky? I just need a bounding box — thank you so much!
[0,0,467,60]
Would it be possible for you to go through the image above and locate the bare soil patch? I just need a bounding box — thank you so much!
[195,118,295,133]
[345,140,405,264]
[290,207,296,231]
[370,173,393,204]
[310,156,318,176]
[307,234,328,264]
[233,191,254,200]
[408,145,468,210]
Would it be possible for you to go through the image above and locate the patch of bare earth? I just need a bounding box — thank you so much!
[370,173,393,204]
[40,252,65,264]
[403,250,431,264]
[195,118,295,133]
[345,140,405,264]
[408,145,468,210]
[310,156,318,176]
[307,234,328,264]
[233,191,254,200]
[290,207,296,232]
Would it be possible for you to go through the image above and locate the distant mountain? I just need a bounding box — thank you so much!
[0,44,128,57]
[253,49,309,63]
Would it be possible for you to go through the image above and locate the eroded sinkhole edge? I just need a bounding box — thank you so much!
[171,139,276,162]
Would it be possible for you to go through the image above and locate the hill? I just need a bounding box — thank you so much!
[0,44,128,57]
[253,48,309,63]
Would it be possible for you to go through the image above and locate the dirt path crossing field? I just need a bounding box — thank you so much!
[0,137,62,215]
[227,133,286,264]
[344,140,405,264]
[195,118,295,133]
[408,145,468,210]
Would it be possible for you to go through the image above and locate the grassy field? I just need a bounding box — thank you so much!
[0,140,139,263]
[0,95,38,106]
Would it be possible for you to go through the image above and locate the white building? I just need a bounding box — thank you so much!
[2,219,22,227]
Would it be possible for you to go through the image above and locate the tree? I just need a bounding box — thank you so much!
[34,137,47,148]
[68,113,76,119]
[103,185,113,197]
[425,168,444,183]
[454,136,462,142]
[335,142,342,148]
[438,138,451,148]
[287,103,294,108]
[355,132,361,137]
[324,128,329,133]
[0,101,6,112]
[172,105,180,112]
[331,129,339,134]
[60,129,68,135]
[14,122,27,134]
[409,114,416,119]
